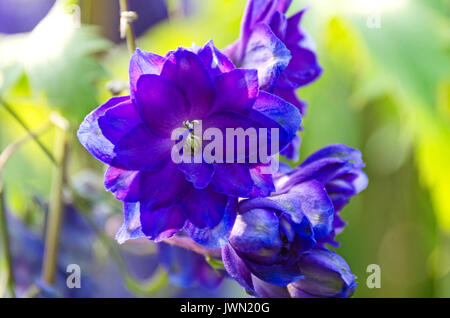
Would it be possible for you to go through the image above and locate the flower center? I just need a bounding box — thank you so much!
[182,120,201,155]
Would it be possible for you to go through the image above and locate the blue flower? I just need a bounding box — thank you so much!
[78,41,302,247]
[222,178,335,291]
[275,144,368,246]
[252,248,357,298]
[225,0,322,115]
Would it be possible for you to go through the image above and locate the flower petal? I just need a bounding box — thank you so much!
[246,260,304,286]
[161,48,215,118]
[289,248,357,298]
[77,96,130,164]
[241,23,291,90]
[181,186,228,229]
[250,91,302,151]
[112,124,172,171]
[252,275,290,298]
[115,202,144,244]
[140,204,186,242]
[129,48,165,98]
[98,98,142,144]
[222,244,254,292]
[140,161,190,208]
[209,163,255,197]
[278,45,322,88]
[211,68,258,115]
[184,197,238,248]
[198,40,235,79]
[104,167,140,202]
[229,207,279,253]
[177,161,215,189]
[135,74,190,137]
[282,180,335,238]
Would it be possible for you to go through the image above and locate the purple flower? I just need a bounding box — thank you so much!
[221,144,365,297]
[222,178,335,292]
[225,0,322,115]
[252,248,357,298]
[158,242,223,289]
[78,41,301,248]
[275,144,368,246]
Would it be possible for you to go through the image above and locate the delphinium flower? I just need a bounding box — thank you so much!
[275,144,368,246]
[225,0,322,117]
[78,40,302,248]
[222,144,367,297]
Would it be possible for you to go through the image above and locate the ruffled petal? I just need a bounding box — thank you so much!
[252,275,290,298]
[222,244,254,292]
[250,91,302,151]
[129,48,165,98]
[135,74,190,137]
[104,167,140,202]
[140,161,190,208]
[245,260,304,286]
[112,124,172,171]
[209,163,254,197]
[289,248,357,298]
[283,180,335,238]
[198,40,235,79]
[278,45,322,88]
[279,144,366,191]
[241,23,291,90]
[140,204,186,242]
[229,208,279,253]
[177,162,215,189]
[184,197,238,248]
[115,202,144,244]
[98,98,142,144]
[211,69,258,115]
[249,164,276,197]
[77,96,130,164]
[181,186,228,229]
[161,48,215,118]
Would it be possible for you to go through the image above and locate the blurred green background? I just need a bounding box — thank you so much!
[0,0,449,297]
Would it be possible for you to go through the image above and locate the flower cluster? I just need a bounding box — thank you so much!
[78,0,367,298]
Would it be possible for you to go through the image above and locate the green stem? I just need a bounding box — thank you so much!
[0,99,56,165]
[119,0,137,55]
[0,186,15,298]
[0,121,52,298]
[41,125,70,285]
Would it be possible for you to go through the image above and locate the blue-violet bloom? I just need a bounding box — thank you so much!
[78,41,302,248]
[225,0,323,115]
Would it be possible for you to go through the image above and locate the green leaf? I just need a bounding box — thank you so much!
[0,1,110,123]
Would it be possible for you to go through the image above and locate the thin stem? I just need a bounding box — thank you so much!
[119,0,137,55]
[0,122,52,178]
[0,187,15,297]
[0,99,56,165]
[0,121,52,298]
[41,125,70,285]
